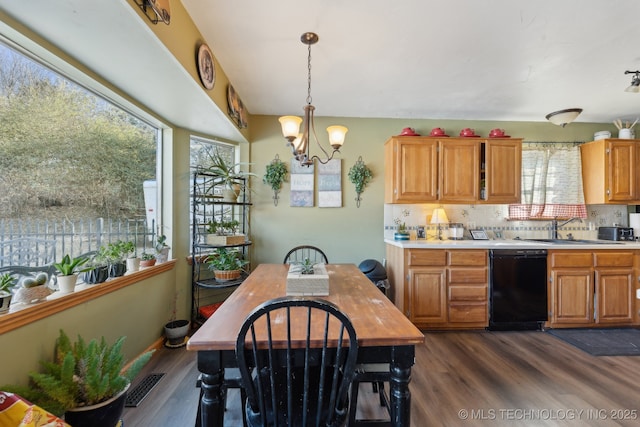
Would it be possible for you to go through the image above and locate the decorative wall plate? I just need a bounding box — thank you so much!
[227,84,248,128]
[197,44,215,90]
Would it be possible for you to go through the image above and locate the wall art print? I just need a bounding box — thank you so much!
[318,159,342,207]
[290,160,314,207]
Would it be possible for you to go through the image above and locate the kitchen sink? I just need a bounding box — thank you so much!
[524,238,621,245]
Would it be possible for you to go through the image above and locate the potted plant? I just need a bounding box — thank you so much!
[154,234,170,264]
[263,156,288,206]
[140,252,156,267]
[205,218,245,245]
[393,209,412,240]
[54,254,89,294]
[121,240,140,272]
[204,149,255,202]
[2,329,153,426]
[206,247,249,281]
[80,252,109,284]
[101,241,128,277]
[0,273,16,313]
[164,291,190,348]
[348,156,373,208]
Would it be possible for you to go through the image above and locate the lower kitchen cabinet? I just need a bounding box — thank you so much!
[393,247,488,329]
[549,250,634,327]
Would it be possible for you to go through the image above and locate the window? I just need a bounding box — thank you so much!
[508,143,586,220]
[0,39,159,262]
[189,136,237,250]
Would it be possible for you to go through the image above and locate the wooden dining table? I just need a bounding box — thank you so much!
[187,263,425,427]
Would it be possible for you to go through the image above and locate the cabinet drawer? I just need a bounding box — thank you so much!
[593,252,634,268]
[549,252,592,268]
[408,250,447,266]
[449,268,487,284]
[449,285,487,302]
[448,250,487,266]
[449,304,487,323]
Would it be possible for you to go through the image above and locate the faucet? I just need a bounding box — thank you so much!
[549,218,582,239]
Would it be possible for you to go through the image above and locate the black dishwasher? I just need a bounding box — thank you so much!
[489,249,548,331]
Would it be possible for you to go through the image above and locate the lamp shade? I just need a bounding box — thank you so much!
[279,116,303,139]
[326,125,348,148]
[626,79,640,93]
[430,208,449,225]
[545,108,582,127]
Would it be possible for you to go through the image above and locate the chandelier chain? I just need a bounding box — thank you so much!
[306,42,313,105]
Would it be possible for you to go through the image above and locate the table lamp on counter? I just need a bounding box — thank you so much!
[431,208,449,240]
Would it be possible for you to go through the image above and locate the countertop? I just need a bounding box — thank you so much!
[384,238,640,250]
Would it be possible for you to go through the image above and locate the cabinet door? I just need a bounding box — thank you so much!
[439,140,480,202]
[485,140,521,203]
[551,269,593,324]
[595,269,633,324]
[385,138,438,203]
[408,267,446,325]
[607,141,637,202]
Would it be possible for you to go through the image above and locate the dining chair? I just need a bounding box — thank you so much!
[236,296,358,427]
[283,245,329,265]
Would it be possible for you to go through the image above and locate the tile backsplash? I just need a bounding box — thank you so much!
[384,203,631,241]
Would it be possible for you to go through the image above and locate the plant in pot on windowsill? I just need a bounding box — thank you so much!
[54,254,89,294]
[154,234,170,264]
[99,241,128,278]
[0,273,16,313]
[121,240,140,272]
[206,247,249,282]
[80,252,109,285]
[140,252,156,267]
[1,329,154,427]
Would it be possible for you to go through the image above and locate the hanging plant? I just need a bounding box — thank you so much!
[348,156,373,208]
[263,155,288,206]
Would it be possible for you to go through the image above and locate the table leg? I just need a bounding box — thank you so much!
[389,345,415,427]
[198,371,224,427]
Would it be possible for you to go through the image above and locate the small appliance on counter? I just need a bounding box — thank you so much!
[597,226,634,241]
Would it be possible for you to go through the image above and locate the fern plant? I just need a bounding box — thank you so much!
[6,330,154,415]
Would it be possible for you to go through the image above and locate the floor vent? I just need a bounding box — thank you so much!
[125,373,165,407]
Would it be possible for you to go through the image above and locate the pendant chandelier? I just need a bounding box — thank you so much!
[278,32,347,167]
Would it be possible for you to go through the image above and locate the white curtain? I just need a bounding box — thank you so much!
[509,143,587,220]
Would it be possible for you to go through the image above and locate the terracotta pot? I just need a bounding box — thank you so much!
[214,269,241,281]
[140,259,156,268]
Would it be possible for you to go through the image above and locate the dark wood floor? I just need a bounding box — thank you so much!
[122,330,640,426]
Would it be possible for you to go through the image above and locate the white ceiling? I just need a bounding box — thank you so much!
[183,0,640,124]
[2,0,640,138]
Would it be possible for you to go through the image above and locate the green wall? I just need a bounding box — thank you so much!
[0,270,175,386]
[248,114,615,265]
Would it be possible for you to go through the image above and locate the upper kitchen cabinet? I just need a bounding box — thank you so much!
[384,137,438,203]
[581,139,640,204]
[384,136,522,204]
[484,139,522,203]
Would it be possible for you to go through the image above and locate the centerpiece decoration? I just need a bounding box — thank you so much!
[286,257,329,296]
